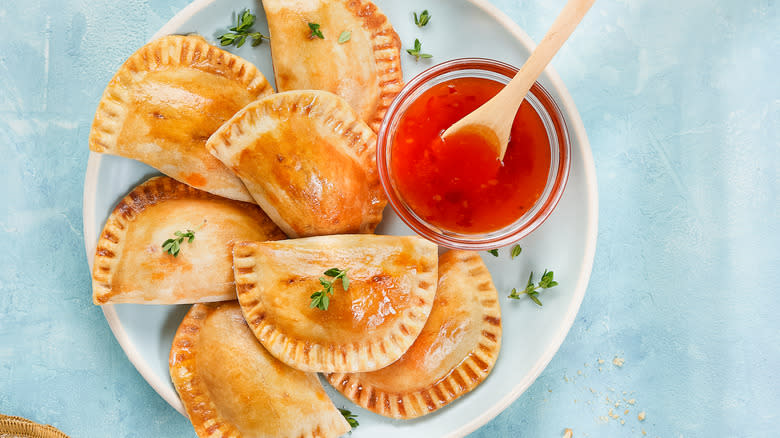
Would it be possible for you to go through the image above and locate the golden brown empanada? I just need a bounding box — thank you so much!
[327,250,502,419]
[89,34,274,202]
[262,0,403,131]
[92,176,285,305]
[207,90,386,238]
[232,235,438,373]
[170,302,351,438]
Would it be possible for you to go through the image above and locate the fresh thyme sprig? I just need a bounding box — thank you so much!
[406,38,432,61]
[218,9,269,48]
[339,408,359,429]
[338,30,352,44]
[308,22,325,39]
[510,244,522,259]
[487,249,499,257]
[310,268,349,310]
[508,270,559,306]
[413,10,432,27]
[161,221,205,257]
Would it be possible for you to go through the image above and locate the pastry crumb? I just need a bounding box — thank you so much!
[620,419,625,425]
[624,409,629,415]
[642,429,647,435]
[608,409,620,419]
[628,398,636,405]
[597,358,605,364]
[612,356,625,367]
[563,428,573,438]
[638,411,646,421]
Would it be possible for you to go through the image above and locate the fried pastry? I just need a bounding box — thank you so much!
[92,176,285,305]
[170,302,351,438]
[262,0,403,131]
[327,250,502,419]
[232,234,438,373]
[207,90,386,238]
[89,34,273,202]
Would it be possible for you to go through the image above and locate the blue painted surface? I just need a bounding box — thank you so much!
[0,0,777,437]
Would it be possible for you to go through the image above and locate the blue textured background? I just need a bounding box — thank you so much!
[1,0,777,437]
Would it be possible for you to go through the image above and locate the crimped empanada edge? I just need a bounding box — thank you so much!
[207,90,387,237]
[232,237,438,373]
[91,176,274,305]
[342,0,404,132]
[89,34,273,155]
[169,303,240,438]
[170,302,352,438]
[327,250,503,419]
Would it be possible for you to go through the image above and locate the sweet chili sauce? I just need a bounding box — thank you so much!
[390,77,551,234]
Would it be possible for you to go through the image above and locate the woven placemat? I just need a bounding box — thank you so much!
[0,415,69,438]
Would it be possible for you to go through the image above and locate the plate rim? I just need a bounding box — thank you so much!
[81,0,599,436]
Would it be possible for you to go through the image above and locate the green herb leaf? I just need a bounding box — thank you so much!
[339,408,359,429]
[413,10,431,27]
[219,9,270,47]
[310,268,349,310]
[406,38,432,61]
[308,22,325,39]
[487,249,499,257]
[160,221,205,257]
[508,269,559,306]
[510,244,522,259]
[324,268,343,277]
[338,30,352,44]
[162,230,196,257]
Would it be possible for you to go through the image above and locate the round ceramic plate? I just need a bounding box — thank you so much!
[82,0,598,436]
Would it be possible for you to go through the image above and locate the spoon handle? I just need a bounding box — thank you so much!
[442,0,594,160]
[504,0,596,101]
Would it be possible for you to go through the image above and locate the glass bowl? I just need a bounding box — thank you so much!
[376,58,571,250]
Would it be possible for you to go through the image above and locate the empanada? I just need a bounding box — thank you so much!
[262,0,403,131]
[232,235,438,373]
[327,250,502,419]
[92,176,285,305]
[89,34,273,202]
[207,90,386,238]
[170,302,351,438]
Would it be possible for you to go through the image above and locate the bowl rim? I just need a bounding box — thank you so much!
[376,57,572,250]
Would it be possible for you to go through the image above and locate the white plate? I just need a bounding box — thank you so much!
[82,0,598,436]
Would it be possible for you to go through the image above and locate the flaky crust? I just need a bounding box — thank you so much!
[89,34,274,202]
[207,90,386,238]
[169,302,351,438]
[232,235,438,373]
[92,176,285,305]
[327,250,502,419]
[263,0,403,131]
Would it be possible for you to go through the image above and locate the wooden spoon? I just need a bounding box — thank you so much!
[442,0,595,160]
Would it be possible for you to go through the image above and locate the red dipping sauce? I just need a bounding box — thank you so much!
[390,77,551,234]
